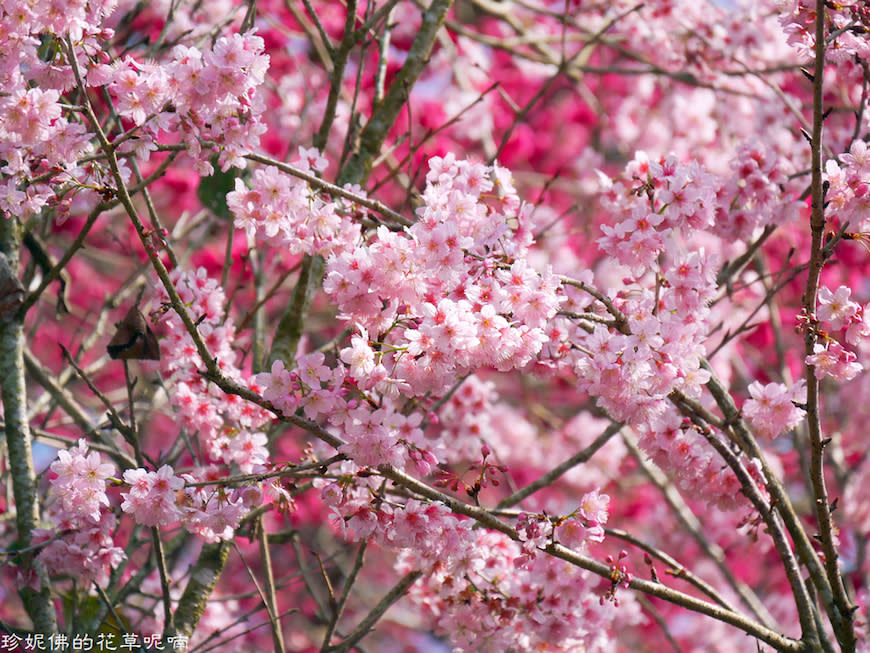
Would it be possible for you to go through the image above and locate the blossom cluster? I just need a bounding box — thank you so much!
[247,157,565,471]
[806,284,869,382]
[0,6,270,223]
[576,155,719,418]
[715,144,802,242]
[118,462,264,543]
[152,267,271,472]
[227,147,361,256]
[89,31,269,173]
[780,0,870,63]
[0,84,93,219]
[569,151,790,507]
[779,2,870,153]
[743,380,807,440]
[121,465,184,527]
[322,156,562,396]
[317,459,619,652]
[399,534,637,653]
[825,141,870,233]
[34,440,125,586]
[246,146,790,516]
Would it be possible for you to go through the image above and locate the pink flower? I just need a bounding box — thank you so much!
[49,440,115,522]
[297,146,328,172]
[579,489,610,525]
[297,351,332,387]
[225,430,269,473]
[817,286,860,331]
[254,359,297,404]
[121,465,184,527]
[743,381,806,439]
[558,517,597,549]
[841,139,870,172]
[806,342,863,382]
[340,328,376,380]
[515,512,553,561]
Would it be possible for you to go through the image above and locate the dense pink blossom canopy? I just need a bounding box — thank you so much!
[0,1,869,652]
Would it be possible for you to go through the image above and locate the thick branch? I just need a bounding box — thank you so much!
[170,540,232,638]
[340,0,455,186]
[0,218,57,633]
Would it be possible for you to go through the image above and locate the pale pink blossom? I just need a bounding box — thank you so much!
[817,286,860,331]
[743,381,807,439]
[806,342,863,382]
[340,328,376,380]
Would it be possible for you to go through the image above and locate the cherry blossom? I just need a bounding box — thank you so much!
[3,1,870,651]
[743,381,807,440]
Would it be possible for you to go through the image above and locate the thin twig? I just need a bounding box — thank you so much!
[320,540,368,652]
[497,421,622,508]
[244,152,411,226]
[622,431,778,629]
[325,570,423,653]
[802,3,857,648]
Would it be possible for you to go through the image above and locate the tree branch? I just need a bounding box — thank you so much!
[0,217,57,634]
